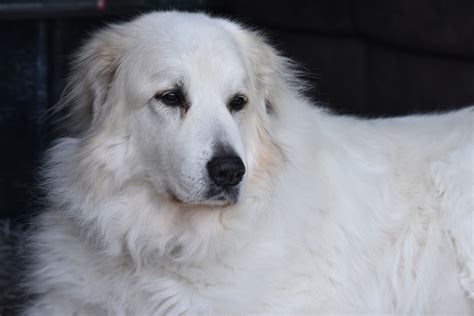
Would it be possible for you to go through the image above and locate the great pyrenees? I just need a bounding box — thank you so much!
[24,11,473,315]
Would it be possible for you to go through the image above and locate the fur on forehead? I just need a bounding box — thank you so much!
[54,11,304,134]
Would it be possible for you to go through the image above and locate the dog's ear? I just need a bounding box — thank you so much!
[219,20,303,115]
[56,25,126,133]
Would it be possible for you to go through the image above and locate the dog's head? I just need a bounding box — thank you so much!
[59,12,296,208]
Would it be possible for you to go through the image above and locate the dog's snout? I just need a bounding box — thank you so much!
[207,156,245,187]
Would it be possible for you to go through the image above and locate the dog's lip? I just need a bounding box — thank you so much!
[166,190,234,208]
[167,190,186,204]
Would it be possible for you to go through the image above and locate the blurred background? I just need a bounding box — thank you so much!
[0,0,473,312]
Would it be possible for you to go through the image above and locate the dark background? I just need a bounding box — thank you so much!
[1,0,474,222]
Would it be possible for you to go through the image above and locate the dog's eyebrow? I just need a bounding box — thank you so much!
[153,81,186,98]
[174,81,185,89]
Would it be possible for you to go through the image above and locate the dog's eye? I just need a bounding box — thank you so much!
[228,95,248,112]
[157,90,184,106]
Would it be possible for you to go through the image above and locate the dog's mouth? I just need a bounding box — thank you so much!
[167,190,187,205]
[166,189,238,208]
[205,186,240,205]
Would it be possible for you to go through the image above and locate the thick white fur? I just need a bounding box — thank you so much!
[24,11,473,315]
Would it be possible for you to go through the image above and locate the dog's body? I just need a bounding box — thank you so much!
[24,12,473,315]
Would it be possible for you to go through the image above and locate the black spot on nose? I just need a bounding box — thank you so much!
[207,156,245,188]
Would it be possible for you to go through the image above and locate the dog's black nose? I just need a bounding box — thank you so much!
[207,156,245,187]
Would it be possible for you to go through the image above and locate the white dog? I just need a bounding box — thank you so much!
[24,11,473,315]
